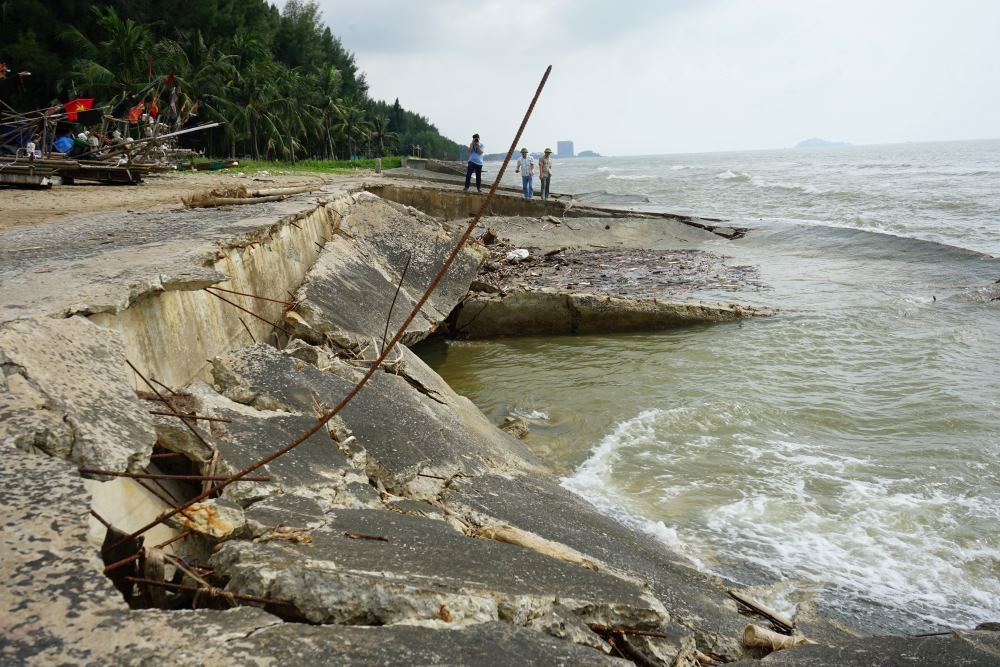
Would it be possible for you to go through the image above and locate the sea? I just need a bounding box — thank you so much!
[417,139,1000,635]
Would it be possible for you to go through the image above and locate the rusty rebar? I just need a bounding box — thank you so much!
[109,65,553,552]
[238,317,256,343]
[202,288,294,338]
[90,509,112,528]
[124,576,291,608]
[343,532,389,542]
[140,477,185,508]
[126,359,215,459]
[204,285,295,307]
[149,410,232,423]
[79,468,269,482]
[103,529,192,574]
[150,378,178,396]
[382,252,412,352]
[150,452,185,459]
[587,624,670,639]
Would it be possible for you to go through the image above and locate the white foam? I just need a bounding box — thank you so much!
[513,407,549,420]
[670,165,688,170]
[716,170,750,181]
[562,408,1000,630]
[607,174,655,181]
[561,409,710,570]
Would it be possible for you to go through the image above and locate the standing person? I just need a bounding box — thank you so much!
[515,147,534,199]
[464,133,484,192]
[538,147,554,201]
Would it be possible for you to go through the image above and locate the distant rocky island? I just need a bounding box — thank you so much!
[796,138,851,149]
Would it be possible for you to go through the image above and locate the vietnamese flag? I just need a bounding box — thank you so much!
[127,101,145,124]
[64,98,94,121]
[149,98,159,118]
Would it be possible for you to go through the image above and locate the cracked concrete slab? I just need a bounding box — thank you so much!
[208,344,540,497]
[0,316,155,471]
[286,195,484,350]
[454,289,773,338]
[441,471,753,660]
[212,508,668,630]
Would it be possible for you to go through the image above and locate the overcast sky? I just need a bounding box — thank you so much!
[294,0,1000,156]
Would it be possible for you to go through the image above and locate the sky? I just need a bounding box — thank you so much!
[293,0,1000,156]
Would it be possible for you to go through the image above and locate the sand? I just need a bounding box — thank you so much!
[0,169,334,230]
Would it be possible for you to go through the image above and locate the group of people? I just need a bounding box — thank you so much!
[464,134,554,201]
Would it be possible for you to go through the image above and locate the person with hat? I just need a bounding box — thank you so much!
[464,133,485,193]
[515,147,535,199]
[538,147,554,201]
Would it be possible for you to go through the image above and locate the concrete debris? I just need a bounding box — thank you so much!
[454,289,774,338]
[168,499,246,539]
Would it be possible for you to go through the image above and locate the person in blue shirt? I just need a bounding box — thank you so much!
[464,133,484,193]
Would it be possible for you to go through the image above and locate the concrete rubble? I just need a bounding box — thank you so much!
[3,177,998,665]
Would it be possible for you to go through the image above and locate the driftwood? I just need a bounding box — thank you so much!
[182,184,322,208]
[742,624,815,651]
[728,590,795,633]
[469,524,600,571]
[543,246,567,257]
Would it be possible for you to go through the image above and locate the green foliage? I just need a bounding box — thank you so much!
[232,156,403,173]
[0,0,461,160]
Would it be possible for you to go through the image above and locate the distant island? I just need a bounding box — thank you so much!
[577,150,602,158]
[796,138,851,149]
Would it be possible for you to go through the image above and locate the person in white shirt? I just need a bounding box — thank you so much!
[514,147,534,199]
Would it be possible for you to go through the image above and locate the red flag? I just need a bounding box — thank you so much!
[149,98,159,118]
[64,98,94,121]
[164,71,175,87]
[127,101,145,124]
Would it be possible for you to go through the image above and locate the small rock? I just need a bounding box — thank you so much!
[505,249,530,263]
[470,280,500,294]
[500,415,529,440]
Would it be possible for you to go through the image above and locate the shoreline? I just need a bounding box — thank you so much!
[2,172,997,665]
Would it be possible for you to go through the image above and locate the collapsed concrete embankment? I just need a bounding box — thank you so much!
[3,179,998,666]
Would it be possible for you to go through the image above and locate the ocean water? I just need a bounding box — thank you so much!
[419,140,1000,634]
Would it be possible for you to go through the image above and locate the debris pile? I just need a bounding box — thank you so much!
[474,232,767,298]
[0,94,220,188]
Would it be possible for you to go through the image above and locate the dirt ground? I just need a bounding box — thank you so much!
[0,169,338,230]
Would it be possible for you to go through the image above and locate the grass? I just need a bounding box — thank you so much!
[219,156,403,174]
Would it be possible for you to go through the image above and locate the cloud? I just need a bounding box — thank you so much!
[295,0,1000,154]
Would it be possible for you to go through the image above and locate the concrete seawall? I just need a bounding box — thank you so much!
[3,178,996,666]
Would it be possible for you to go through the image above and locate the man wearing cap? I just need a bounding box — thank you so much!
[465,133,484,192]
[538,147,554,201]
[515,147,535,199]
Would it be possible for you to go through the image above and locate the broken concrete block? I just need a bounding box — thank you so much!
[212,508,669,631]
[0,316,155,471]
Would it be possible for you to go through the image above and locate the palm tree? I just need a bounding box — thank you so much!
[65,7,154,99]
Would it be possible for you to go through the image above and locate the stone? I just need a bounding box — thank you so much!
[0,316,155,471]
[501,414,530,439]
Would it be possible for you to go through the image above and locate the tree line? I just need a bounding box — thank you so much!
[0,0,462,160]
